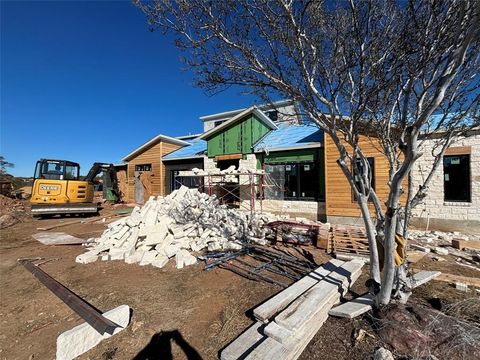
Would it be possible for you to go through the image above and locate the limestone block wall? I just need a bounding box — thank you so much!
[246,199,326,221]
[410,133,480,233]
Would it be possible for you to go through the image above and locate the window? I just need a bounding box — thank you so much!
[266,162,319,200]
[135,164,152,172]
[214,120,224,127]
[65,165,79,180]
[265,110,278,121]
[443,155,470,202]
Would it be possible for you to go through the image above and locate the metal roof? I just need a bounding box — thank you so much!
[122,134,190,162]
[253,123,323,152]
[199,106,278,140]
[162,138,207,161]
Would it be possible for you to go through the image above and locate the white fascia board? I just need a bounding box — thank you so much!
[199,107,277,140]
[161,155,206,161]
[122,134,190,161]
[199,99,294,122]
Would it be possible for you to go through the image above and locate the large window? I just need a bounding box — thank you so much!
[266,162,319,201]
[443,155,470,202]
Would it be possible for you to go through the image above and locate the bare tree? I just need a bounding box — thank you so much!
[135,0,480,305]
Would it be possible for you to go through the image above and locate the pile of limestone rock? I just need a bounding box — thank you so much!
[76,186,275,269]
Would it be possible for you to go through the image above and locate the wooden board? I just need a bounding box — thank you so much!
[434,273,480,288]
[253,259,345,323]
[220,322,266,360]
[328,294,374,319]
[451,239,480,250]
[275,260,364,331]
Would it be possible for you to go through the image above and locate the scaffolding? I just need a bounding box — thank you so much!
[173,171,265,215]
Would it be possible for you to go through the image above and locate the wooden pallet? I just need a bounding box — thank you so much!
[330,225,370,256]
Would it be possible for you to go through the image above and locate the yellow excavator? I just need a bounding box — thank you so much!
[30,159,119,216]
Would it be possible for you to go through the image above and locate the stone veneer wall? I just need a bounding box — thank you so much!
[410,133,480,234]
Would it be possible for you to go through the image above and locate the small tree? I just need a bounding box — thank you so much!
[135,0,480,305]
[0,156,15,175]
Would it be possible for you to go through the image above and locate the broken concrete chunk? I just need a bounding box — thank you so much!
[75,251,98,264]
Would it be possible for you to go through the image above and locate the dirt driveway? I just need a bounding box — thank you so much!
[1,210,477,360]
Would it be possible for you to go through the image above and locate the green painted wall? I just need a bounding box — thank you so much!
[207,114,271,157]
[263,149,318,164]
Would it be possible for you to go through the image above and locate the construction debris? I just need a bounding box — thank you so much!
[76,186,276,268]
[32,232,86,245]
[0,194,27,229]
[19,259,121,335]
[221,259,364,360]
[57,305,130,360]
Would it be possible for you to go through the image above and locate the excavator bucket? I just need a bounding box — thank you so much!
[31,203,98,216]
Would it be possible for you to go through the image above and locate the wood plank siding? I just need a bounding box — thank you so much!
[126,140,182,202]
[324,134,405,218]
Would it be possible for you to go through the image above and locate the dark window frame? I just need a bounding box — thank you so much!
[135,164,152,172]
[443,154,471,202]
[268,161,320,201]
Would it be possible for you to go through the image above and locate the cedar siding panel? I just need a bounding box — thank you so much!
[324,134,404,218]
[126,140,182,202]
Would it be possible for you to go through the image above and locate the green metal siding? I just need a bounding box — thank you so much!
[206,114,271,157]
[263,149,317,164]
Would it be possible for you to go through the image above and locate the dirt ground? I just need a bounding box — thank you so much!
[0,206,478,360]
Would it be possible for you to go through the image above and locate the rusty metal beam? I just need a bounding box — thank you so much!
[19,259,120,335]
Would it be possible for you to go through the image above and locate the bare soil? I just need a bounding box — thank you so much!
[0,206,478,360]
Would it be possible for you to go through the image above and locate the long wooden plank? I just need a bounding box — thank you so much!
[275,260,364,332]
[253,259,345,323]
[328,294,374,318]
[220,322,267,360]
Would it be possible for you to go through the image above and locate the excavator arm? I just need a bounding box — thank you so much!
[84,163,120,202]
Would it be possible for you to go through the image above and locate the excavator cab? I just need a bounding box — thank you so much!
[33,159,80,181]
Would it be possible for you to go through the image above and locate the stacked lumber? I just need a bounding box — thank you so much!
[221,259,364,360]
[76,186,276,268]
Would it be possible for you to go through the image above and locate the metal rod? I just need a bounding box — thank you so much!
[19,260,120,335]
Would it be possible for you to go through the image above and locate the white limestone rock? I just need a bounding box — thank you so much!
[56,305,130,360]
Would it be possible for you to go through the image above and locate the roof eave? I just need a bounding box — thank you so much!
[122,135,190,161]
[162,155,206,161]
[199,107,277,140]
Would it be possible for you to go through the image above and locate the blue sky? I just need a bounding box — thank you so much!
[1,1,257,177]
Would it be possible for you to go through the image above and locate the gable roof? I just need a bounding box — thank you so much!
[253,123,323,152]
[122,134,190,162]
[198,106,278,140]
[162,139,207,161]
